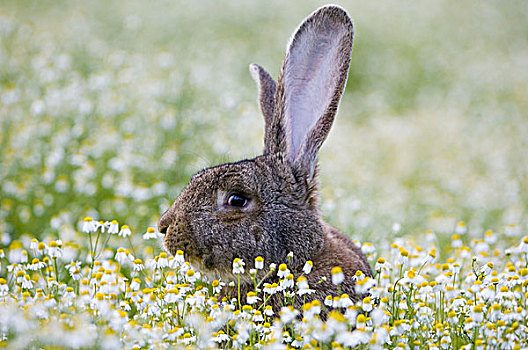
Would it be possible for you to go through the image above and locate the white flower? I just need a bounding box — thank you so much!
[246,291,260,304]
[519,236,528,253]
[27,258,46,271]
[282,331,292,343]
[145,257,156,270]
[164,328,184,342]
[452,235,463,248]
[65,260,82,273]
[185,269,198,283]
[213,332,229,343]
[280,306,298,324]
[296,276,315,296]
[339,294,353,308]
[505,223,520,237]
[456,221,467,234]
[361,296,373,311]
[398,249,409,265]
[291,337,304,348]
[164,289,181,303]
[30,239,38,250]
[303,260,313,274]
[480,262,494,276]
[263,305,274,316]
[211,279,225,294]
[119,301,131,311]
[348,327,371,347]
[425,250,436,264]
[21,275,33,289]
[232,258,245,274]
[64,287,75,298]
[118,225,132,237]
[375,257,387,272]
[133,259,144,271]
[254,256,264,270]
[95,220,107,233]
[102,270,115,285]
[371,308,389,326]
[331,266,344,285]
[107,220,119,234]
[19,250,28,263]
[402,269,424,286]
[156,252,169,269]
[82,217,97,233]
[0,278,9,296]
[361,242,376,255]
[252,311,264,322]
[143,227,161,240]
[115,248,129,265]
[171,250,185,266]
[426,229,436,242]
[70,268,82,281]
[481,286,495,301]
[277,263,290,278]
[471,305,484,323]
[47,241,63,258]
[280,274,294,290]
[130,278,141,291]
[296,276,308,289]
[355,276,375,294]
[263,283,277,295]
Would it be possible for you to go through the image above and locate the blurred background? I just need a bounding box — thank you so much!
[1,0,527,250]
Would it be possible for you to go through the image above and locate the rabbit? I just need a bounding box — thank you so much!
[158,4,372,310]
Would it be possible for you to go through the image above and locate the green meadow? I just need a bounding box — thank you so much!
[0,1,527,348]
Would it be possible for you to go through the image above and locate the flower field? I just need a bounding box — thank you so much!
[1,0,528,349]
[1,220,528,348]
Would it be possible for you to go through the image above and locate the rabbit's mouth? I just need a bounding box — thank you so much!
[163,225,198,258]
[163,226,233,278]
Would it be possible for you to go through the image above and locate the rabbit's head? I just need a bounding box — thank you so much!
[159,5,355,281]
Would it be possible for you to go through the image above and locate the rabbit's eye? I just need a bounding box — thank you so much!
[227,193,248,208]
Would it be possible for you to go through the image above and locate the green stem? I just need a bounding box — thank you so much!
[93,230,102,261]
[127,236,138,257]
[88,231,94,268]
[95,233,113,260]
[237,274,241,310]
[256,269,275,289]
[53,257,59,283]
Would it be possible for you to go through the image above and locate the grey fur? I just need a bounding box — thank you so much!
[249,63,277,153]
[159,5,372,312]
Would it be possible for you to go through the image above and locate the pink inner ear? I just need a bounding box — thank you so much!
[283,29,341,162]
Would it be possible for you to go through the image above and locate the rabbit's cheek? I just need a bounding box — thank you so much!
[201,247,231,271]
[202,254,216,270]
[250,226,264,242]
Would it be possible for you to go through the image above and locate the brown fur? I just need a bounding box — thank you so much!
[250,63,277,152]
[159,5,372,312]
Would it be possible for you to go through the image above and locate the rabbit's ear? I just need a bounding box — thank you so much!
[249,64,277,153]
[273,5,353,179]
